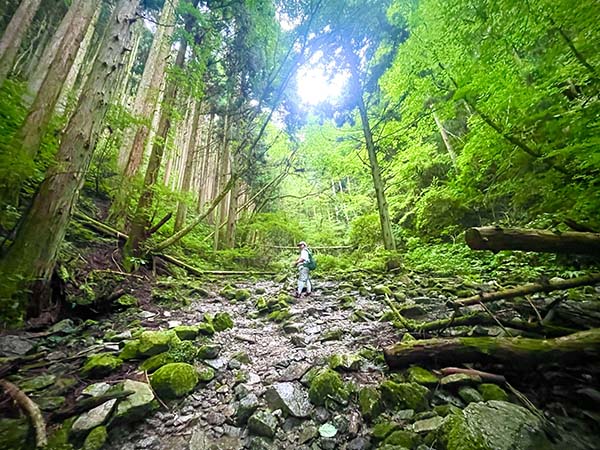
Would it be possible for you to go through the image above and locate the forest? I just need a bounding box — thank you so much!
[0,0,598,449]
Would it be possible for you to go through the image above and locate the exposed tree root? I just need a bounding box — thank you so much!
[0,379,47,447]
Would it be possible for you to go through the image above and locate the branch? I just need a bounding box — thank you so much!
[0,380,46,447]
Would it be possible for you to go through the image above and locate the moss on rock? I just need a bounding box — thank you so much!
[197,365,216,382]
[82,426,107,450]
[139,353,174,373]
[477,384,509,402]
[380,381,429,412]
[0,418,32,450]
[197,322,215,336]
[119,340,141,360]
[383,429,420,448]
[406,366,438,385]
[138,330,181,356]
[234,289,252,301]
[81,353,123,378]
[358,386,383,420]
[308,368,349,406]
[213,312,234,331]
[150,363,198,399]
[173,325,198,340]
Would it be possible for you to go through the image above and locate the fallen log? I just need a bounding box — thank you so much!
[416,311,577,337]
[156,254,276,276]
[0,379,47,447]
[384,328,600,369]
[465,226,600,255]
[73,211,127,241]
[439,367,506,384]
[455,272,600,306]
[512,299,600,330]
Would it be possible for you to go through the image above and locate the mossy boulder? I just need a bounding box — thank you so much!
[138,330,181,356]
[477,384,509,402]
[220,286,237,300]
[150,363,198,399]
[83,426,107,450]
[372,421,401,441]
[358,386,383,420]
[267,309,291,322]
[197,322,215,336]
[234,289,252,301]
[213,312,234,331]
[437,400,554,450]
[308,368,349,406]
[18,374,56,392]
[119,340,141,360]
[173,325,198,340]
[81,353,123,378]
[383,429,420,448]
[328,353,362,371]
[139,352,175,373]
[247,410,278,437]
[373,285,393,296]
[380,381,429,412]
[458,387,484,404]
[197,365,216,382]
[406,366,438,385]
[197,344,221,360]
[116,294,138,307]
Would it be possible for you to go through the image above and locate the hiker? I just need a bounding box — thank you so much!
[293,241,312,298]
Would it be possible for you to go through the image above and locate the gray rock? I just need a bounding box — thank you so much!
[206,411,226,425]
[0,335,34,356]
[236,393,260,425]
[265,382,312,418]
[438,400,555,450]
[18,374,56,392]
[248,410,278,438]
[112,380,156,422]
[440,372,481,387]
[204,357,228,370]
[135,435,159,449]
[313,406,330,423]
[298,425,318,444]
[72,399,117,434]
[347,437,372,450]
[458,386,484,404]
[411,415,445,433]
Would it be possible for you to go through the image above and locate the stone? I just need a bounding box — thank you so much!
[197,344,221,360]
[265,382,312,418]
[197,322,215,336]
[328,353,363,371]
[138,330,181,356]
[82,426,107,450]
[17,374,56,392]
[411,415,445,433]
[308,369,349,406]
[406,366,438,385]
[397,305,426,319]
[213,312,234,331]
[139,352,175,373]
[237,393,260,425]
[36,396,66,411]
[383,429,419,447]
[372,422,401,441]
[72,399,117,435]
[197,365,216,382]
[380,381,429,411]
[48,319,77,334]
[82,382,111,397]
[111,330,132,341]
[81,353,123,378]
[437,400,555,450]
[282,323,301,334]
[298,424,318,444]
[458,386,484,404]
[0,335,34,356]
[280,362,311,381]
[119,340,141,360]
[112,380,157,422]
[204,357,227,370]
[173,325,198,340]
[235,288,252,301]
[347,436,372,450]
[248,410,278,438]
[358,386,383,421]
[320,328,344,341]
[477,383,509,402]
[150,363,198,399]
[440,373,481,387]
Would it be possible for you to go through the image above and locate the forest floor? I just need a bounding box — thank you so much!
[1,271,599,450]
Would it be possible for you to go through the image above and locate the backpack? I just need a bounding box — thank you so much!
[304,248,317,270]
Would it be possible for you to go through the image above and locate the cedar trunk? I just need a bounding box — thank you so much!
[0,0,139,319]
[0,0,43,87]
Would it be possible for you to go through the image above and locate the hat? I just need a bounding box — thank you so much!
[297,241,307,247]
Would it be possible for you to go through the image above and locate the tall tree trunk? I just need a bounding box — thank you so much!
[213,114,230,252]
[430,106,457,168]
[55,3,102,115]
[0,0,139,321]
[120,0,176,176]
[174,101,202,232]
[348,54,395,250]
[11,0,96,160]
[224,156,239,249]
[0,0,43,87]
[24,0,81,105]
[197,113,213,212]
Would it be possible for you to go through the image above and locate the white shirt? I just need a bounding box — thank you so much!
[300,248,309,263]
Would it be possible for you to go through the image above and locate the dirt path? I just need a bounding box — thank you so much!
[110,278,401,449]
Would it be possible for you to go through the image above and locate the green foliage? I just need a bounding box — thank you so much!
[348,213,382,249]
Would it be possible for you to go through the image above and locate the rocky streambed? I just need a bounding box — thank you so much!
[0,273,598,450]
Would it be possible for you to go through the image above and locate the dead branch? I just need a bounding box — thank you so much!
[0,379,47,447]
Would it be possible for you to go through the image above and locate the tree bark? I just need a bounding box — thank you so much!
[0,0,43,87]
[347,48,395,251]
[0,0,140,319]
[456,273,600,306]
[430,106,457,168]
[121,0,176,177]
[384,328,600,369]
[465,226,600,255]
[12,0,96,159]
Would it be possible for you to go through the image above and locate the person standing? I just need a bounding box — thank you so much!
[293,241,312,298]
